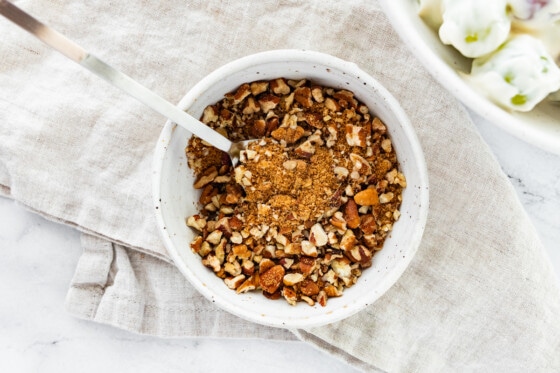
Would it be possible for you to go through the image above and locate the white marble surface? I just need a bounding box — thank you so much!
[1,110,559,373]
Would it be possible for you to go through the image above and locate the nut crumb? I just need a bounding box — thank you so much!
[185,78,405,306]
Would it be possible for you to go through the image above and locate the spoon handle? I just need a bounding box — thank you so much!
[0,0,233,153]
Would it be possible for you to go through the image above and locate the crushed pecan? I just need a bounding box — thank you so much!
[185,78,405,306]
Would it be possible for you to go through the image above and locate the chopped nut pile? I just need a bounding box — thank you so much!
[185,78,406,307]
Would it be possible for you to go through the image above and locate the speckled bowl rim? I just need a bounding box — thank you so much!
[152,49,429,328]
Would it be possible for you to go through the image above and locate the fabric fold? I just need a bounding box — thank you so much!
[66,234,295,340]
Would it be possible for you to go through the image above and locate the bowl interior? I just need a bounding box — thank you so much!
[154,51,429,328]
[378,0,560,155]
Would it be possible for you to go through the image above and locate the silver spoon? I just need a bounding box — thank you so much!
[0,0,248,164]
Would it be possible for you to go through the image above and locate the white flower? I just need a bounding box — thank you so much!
[469,34,560,111]
[439,0,511,58]
[508,0,560,25]
[507,0,560,57]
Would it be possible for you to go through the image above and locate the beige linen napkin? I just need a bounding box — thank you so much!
[1,0,559,371]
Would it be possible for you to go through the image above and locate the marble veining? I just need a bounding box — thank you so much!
[1,110,559,373]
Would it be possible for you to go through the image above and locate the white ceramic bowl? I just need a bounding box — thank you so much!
[153,50,429,328]
[379,0,560,155]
